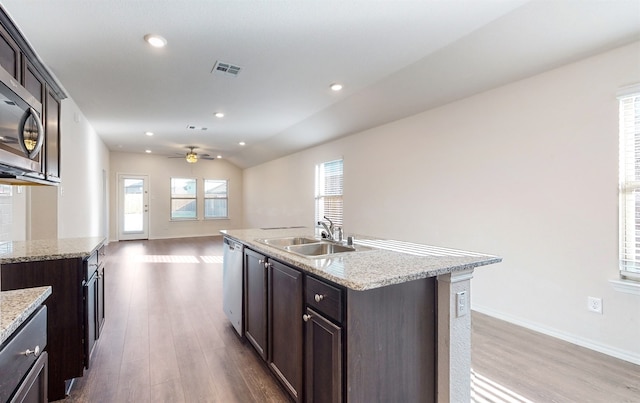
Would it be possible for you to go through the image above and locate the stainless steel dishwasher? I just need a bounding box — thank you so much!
[223,237,244,336]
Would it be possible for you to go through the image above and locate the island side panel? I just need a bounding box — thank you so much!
[346,277,436,403]
[436,269,474,403]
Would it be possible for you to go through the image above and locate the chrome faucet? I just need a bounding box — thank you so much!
[318,216,334,240]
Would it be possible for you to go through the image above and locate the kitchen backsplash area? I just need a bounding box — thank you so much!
[0,185,13,241]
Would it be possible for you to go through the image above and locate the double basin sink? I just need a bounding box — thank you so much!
[255,236,365,258]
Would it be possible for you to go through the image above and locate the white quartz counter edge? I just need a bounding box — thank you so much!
[0,237,105,264]
[221,228,502,291]
[1,286,52,345]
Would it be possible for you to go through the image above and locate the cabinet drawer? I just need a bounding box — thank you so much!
[0,305,47,403]
[84,250,98,280]
[305,276,343,323]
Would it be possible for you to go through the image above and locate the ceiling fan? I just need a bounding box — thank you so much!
[169,146,216,164]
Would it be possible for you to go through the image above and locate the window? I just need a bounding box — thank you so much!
[170,178,196,220]
[204,179,228,219]
[315,159,343,228]
[619,87,640,281]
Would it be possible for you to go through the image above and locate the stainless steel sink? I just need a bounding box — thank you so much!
[255,236,366,258]
[285,242,356,257]
[256,236,320,247]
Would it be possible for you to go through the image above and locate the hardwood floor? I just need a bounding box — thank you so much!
[59,236,639,402]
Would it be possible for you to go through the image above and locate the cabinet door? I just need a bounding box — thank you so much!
[96,267,105,338]
[0,24,20,80]
[244,249,268,360]
[305,308,342,403]
[9,352,48,403]
[268,260,303,402]
[44,91,60,181]
[22,62,44,106]
[83,275,97,369]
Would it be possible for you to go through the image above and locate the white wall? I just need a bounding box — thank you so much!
[109,152,243,241]
[58,97,110,239]
[244,42,640,363]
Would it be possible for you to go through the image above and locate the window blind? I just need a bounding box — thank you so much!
[170,177,197,220]
[315,159,343,228]
[204,179,228,219]
[619,92,640,279]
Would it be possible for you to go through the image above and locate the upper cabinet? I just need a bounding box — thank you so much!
[0,23,20,81]
[0,5,66,186]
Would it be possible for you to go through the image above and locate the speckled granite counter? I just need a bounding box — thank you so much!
[221,228,501,290]
[0,237,105,264]
[0,286,51,345]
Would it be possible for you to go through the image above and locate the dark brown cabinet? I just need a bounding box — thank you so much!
[1,242,106,401]
[244,248,268,360]
[10,352,48,403]
[0,23,19,80]
[234,243,438,403]
[23,61,44,106]
[0,305,48,403]
[244,249,305,402]
[269,260,303,402]
[304,308,342,403]
[0,7,66,185]
[96,264,105,338]
[303,276,344,403]
[44,90,60,182]
[84,245,106,368]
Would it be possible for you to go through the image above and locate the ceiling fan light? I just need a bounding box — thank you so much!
[186,152,198,163]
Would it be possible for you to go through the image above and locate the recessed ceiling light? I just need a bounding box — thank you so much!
[330,83,343,91]
[217,155,222,159]
[144,34,167,48]
[239,141,246,146]
[145,131,154,136]
[145,149,152,153]
[214,112,225,118]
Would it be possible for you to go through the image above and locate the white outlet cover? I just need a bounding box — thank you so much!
[588,296,603,314]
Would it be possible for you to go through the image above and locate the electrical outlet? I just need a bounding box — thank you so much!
[588,297,603,314]
[456,291,468,317]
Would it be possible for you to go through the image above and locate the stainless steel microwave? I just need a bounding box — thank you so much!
[0,66,44,178]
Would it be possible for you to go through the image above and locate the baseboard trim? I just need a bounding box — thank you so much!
[472,306,640,366]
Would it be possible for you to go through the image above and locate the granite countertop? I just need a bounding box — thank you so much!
[0,286,51,345]
[221,228,502,291]
[0,237,105,264]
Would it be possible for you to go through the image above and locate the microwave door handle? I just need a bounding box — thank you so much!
[18,107,44,159]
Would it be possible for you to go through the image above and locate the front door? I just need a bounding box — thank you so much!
[118,174,149,240]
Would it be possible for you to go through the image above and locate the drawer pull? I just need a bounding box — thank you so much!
[314,294,324,303]
[24,345,41,357]
[302,314,312,322]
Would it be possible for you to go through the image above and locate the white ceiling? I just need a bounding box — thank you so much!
[2,0,639,168]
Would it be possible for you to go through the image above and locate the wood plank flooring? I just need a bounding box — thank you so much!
[58,236,639,402]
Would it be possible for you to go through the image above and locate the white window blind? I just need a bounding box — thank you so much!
[204,179,228,219]
[170,178,197,220]
[619,90,640,280]
[315,159,343,228]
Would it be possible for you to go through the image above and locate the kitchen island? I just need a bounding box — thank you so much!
[1,286,51,345]
[0,237,106,401]
[222,228,501,403]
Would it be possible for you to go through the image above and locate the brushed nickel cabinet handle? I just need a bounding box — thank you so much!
[24,345,41,357]
[302,314,312,322]
[314,294,324,303]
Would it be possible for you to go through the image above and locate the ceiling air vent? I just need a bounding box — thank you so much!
[212,61,241,77]
[186,125,208,131]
